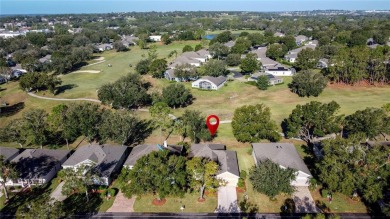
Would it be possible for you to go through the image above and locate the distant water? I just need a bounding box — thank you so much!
[203,34,216,40]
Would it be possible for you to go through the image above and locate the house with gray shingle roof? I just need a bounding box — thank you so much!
[189,143,239,187]
[62,144,128,186]
[248,72,283,85]
[5,149,70,187]
[295,35,309,46]
[191,76,227,90]
[251,143,312,186]
[0,146,20,162]
[124,142,183,170]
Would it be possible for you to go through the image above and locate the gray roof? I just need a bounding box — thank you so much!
[0,146,19,162]
[12,149,70,179]
[260,57,278,66]
[196,49,211,57]
[295,35,308,42]
[189,143,239,177]
[124,144,183,167]
[62,144,128,177]
[250,47,267,59]
[366,141,390,147]
[224,41,235,48]
[213,150,240,177]
[252,143,311,175]
[200,76,227,86]
[169,56,201,68]
[250,73,281,82]
[165,68,176,78]
[39,54,51,63]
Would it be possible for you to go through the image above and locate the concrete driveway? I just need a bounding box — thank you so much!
[215,186,240,213]
[293,186,318,213]
[107,191,135,212]
[50,181,67,202]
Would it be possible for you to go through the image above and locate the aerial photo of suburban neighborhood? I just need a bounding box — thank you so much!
[0,0,389,218]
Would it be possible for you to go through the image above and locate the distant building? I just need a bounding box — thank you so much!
[149,35,162,42]
[192,76,227,90]
[295,35,309,46]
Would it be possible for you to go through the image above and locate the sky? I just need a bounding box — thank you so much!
[1,0,389,15]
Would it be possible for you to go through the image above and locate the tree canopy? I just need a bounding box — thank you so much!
[162,83,193,108]
[232,104,281,143]
[98,73,151,109]
[240,53,260,73]
[249,160,296,198]
[282,101,342,144]
[288,70,328,97]
[198,59,227,77]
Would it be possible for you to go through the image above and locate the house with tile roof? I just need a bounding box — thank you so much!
[188,143,240,187]
[251,143,312,186]
[62,144,128,186]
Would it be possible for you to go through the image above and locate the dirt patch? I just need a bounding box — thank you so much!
[152,198,167,206]
[328,81,390,89]
[204,190,217,197]
[197,198,206,202]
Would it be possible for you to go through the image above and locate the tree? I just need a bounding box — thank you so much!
[226,53,241,66]
[98,73,151,109]
[113,41,128,52]
[194,44,202,51]
[295,48,319,71]
[288,70,327,97]
[249,160,296,198]
[344,108,390,140]
[161,33,172,45]
[100,110,152,146]
[135,59,150,75]
[26,32,46,47]
[256,75,269,90]
[147,45,158,61]
[198,59,227,77]
[162,83,193,108]
[0,118,27,148]
[240,53,260,73]
[48,104,78,149]
[280,35,297,51]
[247,33,266,46]
[23,109,48,148]
[266,43,288,60]
[19,72,62,94]
[186,157,220,200]
[209,42,229,59]
[16,194,64,218]
[282,101,342,144]
[232,104,281,143]
[182,45,194,53]
[316,137,390,203]
[173,63,198,81]
[65,103,102,143]
[0,156,18,200]
[149,102,173,143]
[121,150,187,200]
[231,38,251,54]
[149,59,167,78]
[181,110,211,143]
[212,31,233,44]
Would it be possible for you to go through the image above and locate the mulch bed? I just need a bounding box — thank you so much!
[152,198,167,206]
[197,198,206,202]
[204,190,217,197]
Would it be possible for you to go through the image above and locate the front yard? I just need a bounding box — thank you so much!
[133,192,217,212]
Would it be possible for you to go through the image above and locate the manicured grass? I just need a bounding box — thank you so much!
[311,188,368,213]
[133,192,217,213]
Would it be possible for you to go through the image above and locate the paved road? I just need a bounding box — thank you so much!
[216,186,240,213]
[50,181,67,202]
[28,92,101,103]
[292,186,318,213]
[107,191,135,213]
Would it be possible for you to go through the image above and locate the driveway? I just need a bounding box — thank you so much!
[50,181,67,202]
[215,186,240,213]
[107,191,135,212]
[293,186,318,213]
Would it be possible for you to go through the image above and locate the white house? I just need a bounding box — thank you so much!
[251,143,312,186]
[4,149,70,187]
[189,144,240,187]
[149,35,162,42]
[62,144,128,186]
[264,64,295,76]
[192,76,227,90]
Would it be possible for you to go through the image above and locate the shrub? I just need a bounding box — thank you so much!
[240,170,247,179]
[237,178,245,188]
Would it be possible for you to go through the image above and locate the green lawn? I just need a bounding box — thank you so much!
[133,192,217,213]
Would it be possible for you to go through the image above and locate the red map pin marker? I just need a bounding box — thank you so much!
[206,115,219,136]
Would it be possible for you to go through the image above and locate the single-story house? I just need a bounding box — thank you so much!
[188,143,240,187]
[123,142,183,169]
[0,146,20,162]
[39,54,51,64]
[149,35,162,42]
[169,56,202,68]
[11,64,27,73]
[164,68,198,82]
[317,58,329,69]
[284,40,318,63]
[5,149,70,187]
[96,43,113,52]
[295,35,308,46]
[251,143,312,186]
[264,64,295,76]
[192,76,227,90]
[62,144,129,186]
[0,75,6,84]
[274,32,285,37]
[248,73,283,85]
